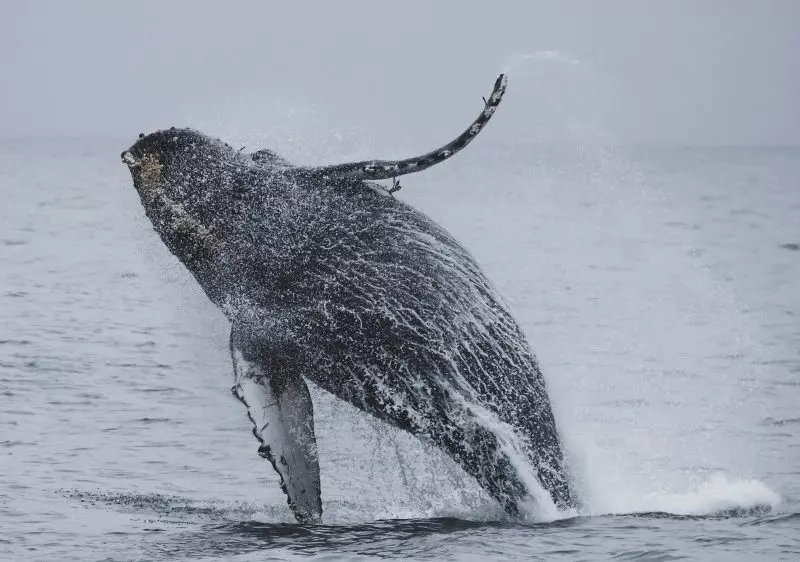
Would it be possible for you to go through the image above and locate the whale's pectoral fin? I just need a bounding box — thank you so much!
[230,334,322,523]
[290,74,507,184]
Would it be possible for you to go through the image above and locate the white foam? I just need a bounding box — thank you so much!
[446,389,563,522]
[583,472,782,517]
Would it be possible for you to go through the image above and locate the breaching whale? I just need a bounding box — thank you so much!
[121,75,575,522]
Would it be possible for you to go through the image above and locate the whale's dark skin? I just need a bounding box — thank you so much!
[121,75,575,522]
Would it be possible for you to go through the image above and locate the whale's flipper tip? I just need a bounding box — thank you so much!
[494,74,508,102]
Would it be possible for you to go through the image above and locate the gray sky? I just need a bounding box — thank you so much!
[1,0,798,146]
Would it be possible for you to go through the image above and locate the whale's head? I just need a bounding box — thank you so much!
[121,128,239,268]
[121,128,236,206]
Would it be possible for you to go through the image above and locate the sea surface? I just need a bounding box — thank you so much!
[1,138,799,560]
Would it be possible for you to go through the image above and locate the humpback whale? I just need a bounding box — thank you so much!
[121,75,575,522]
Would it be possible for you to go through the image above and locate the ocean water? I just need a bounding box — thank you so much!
[1,138,799,561]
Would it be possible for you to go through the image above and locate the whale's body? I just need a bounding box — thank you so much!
[122,75,575,521]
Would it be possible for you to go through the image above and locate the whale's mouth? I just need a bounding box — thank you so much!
[121,151,139,168]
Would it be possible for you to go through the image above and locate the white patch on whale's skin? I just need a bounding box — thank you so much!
[121,151,137,167]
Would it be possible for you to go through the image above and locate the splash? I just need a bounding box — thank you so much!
[502,50,583,73]
[585,473,782,517]
[490,49,786,524]
[447,390,563,521]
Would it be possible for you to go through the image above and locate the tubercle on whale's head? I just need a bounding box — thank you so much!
[121,127,236,204]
